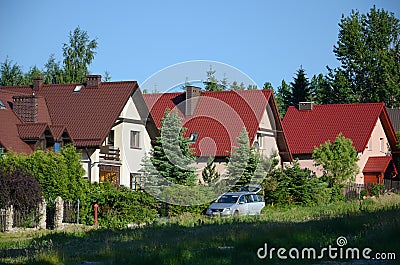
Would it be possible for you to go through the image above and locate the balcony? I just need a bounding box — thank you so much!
[100,145,120,162]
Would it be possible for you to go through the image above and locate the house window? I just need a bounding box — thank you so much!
[257,133,263,148]
[0,99,6,109]
[107,130,115,146]
[130,131,140,149]
[130,173,145,190]
[189,132,199,142]
[54,142,61,153]
[380,138,385,153]
[99,165,120,185]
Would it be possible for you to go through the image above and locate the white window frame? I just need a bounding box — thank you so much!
[130,130,140,149]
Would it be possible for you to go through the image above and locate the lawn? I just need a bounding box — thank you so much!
[1,194,399,265]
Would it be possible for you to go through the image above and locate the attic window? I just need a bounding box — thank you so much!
[0,99,6,109]
[73,85,83,93]
[189,132,199,142]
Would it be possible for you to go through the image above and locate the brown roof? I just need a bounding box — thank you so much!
[17,123,49,139]
[2,81,140,147]
[0,109,33,154]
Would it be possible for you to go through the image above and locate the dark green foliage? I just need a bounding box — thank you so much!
[369,183,385,197]
[360,189,368,198]
[274,80,291,117]
[330,6,400,107]
[0,145,89,201]
[227,128,250,191]
[263,160,331,206]
[290,67,312,107]
[202,157,220,184]
[204,66,225,91]
[0,58,25,86]
[150,109,197,186]
[0,26,97,86]
[82,182,158,227]
[0,168,42,210]
[330,185,345,202]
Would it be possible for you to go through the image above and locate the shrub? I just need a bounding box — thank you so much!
[0,167,42,210]
[81,182,158,228]
[369,183,384,197]
[360,189,368,198]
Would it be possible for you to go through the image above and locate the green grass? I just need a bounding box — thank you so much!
[1,195,400,265]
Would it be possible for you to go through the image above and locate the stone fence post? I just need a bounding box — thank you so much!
[54,196,64,229]
[5,205,13,231]
[37,197,46,230]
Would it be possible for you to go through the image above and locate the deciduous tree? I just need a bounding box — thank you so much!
[312,133,359,188]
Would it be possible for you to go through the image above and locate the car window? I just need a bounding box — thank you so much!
[245,194,254,203]
[252,194,259,202]
[257,194,265,202]
[217,195,239,203]
[239,196,246,203]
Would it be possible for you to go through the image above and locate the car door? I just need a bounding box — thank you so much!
[237,195,249,215]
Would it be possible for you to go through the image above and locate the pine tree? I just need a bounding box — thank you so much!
[275,80,291,117]
[202,156,220,184]
[227,128,250,191]
[290,67,311,107]
[150,109,197,186]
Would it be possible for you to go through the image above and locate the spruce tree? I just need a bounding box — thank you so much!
[290,67,311,107]
[227,127,250,191]
[150,109,197,186]
[202,156,220,185]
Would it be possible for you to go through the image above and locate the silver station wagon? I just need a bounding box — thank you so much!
[206,192,265,217]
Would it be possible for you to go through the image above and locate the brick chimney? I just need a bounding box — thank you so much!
[33,77,43,91]
[185,86,201,116]
[298,102,314,111]
[86,75,102,88]
[13,95,38,123]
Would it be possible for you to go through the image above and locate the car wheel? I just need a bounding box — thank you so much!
[233,210,239,217]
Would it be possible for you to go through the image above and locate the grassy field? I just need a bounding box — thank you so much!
[1,194,400,265]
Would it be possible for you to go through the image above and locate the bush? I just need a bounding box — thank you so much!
[360,189,368,198]
[369,183,384,197]
[0,167,42,210]
[81,182,158,228]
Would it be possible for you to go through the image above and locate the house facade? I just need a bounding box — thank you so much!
[282,102,399,185]
[143,86,292,179]
[0,75,158,189]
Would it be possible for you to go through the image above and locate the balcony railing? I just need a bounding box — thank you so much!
[99,145,120,161]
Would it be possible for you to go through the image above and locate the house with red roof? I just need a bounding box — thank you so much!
[282,102,399,186]
[143,86,292,178]
[1,75,158,189]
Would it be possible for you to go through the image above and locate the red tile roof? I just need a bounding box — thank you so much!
[363,156,398,174]
[282,103,399,155]
[17,123,49,139]
[2,81,139,147]
[143,90,291,160]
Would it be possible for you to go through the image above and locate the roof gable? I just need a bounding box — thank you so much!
[143,89,291,160]
[282,103,399,155]
[2,81,139,147]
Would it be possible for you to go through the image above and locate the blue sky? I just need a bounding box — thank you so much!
[1,0,399,90]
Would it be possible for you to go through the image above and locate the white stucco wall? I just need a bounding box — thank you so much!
[80,96,152,188]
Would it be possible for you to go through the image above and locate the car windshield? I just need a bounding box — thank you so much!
[216,195,239,204]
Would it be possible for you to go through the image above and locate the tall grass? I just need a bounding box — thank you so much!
[1,194,399,265]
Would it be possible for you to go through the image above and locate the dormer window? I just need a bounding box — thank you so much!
[0,99,6,109]
[189,132,199,142]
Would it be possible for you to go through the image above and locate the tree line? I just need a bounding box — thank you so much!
[0,26,106,86]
